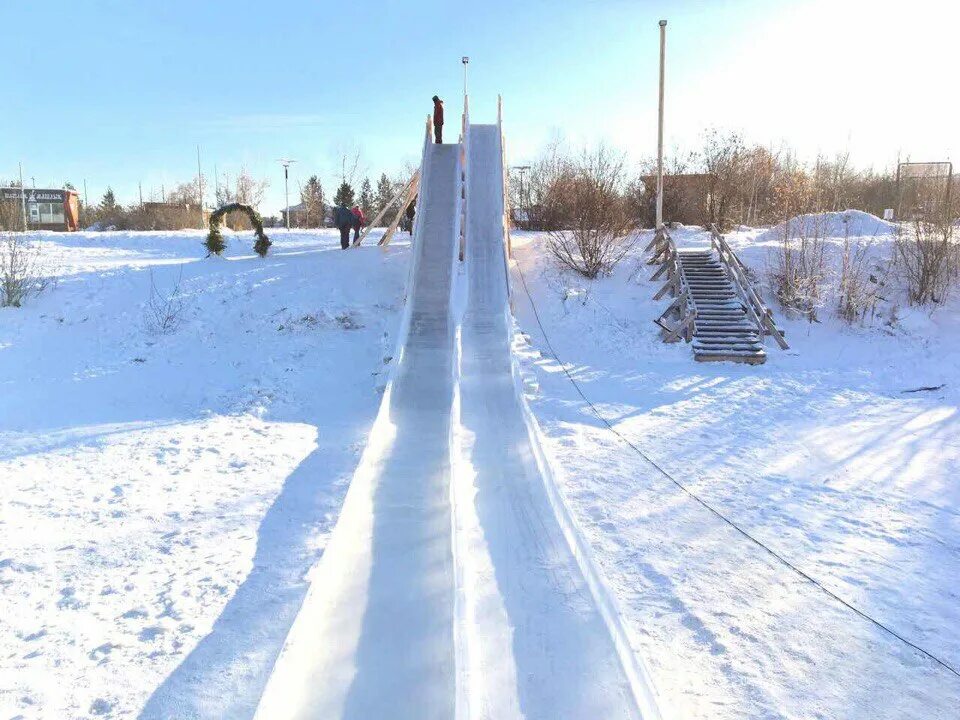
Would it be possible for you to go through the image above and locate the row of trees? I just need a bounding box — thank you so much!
[517,134,959,323]
[512,131,957,233]
[292,173,404,228]
[32,171,409,232]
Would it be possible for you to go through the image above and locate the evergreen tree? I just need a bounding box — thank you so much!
[375,173,395,217]
[333,181,355,207]
[100,187,119,213]
[97,187,124,227]
[300,175,325,228]
[358,177,374,218]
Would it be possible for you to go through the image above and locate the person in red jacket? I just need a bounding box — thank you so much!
[350,205,366,243]
[432,95,444,144]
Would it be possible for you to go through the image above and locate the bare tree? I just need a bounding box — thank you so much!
[520,135,572,231]
[545,146,636,279]
[698,128,747,230]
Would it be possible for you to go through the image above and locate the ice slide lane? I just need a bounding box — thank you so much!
[254,143,462,720]
[255,130,658,719]
[454,124,646,719]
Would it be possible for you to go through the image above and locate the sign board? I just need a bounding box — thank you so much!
[897,162,952,180]
[0,187,67,203]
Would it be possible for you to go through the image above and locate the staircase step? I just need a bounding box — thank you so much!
[694,351,767,365]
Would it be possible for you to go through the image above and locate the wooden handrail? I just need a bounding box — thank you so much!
[649,227,695,343]
[709,224,789,349]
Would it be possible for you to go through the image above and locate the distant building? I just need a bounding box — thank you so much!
[280,202,307,227]
[640,173,713,226]
[0,187,80,231]
[280,202,332,228]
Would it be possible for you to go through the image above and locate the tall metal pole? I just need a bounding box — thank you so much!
[278,159,297,229]
[196,145,204,229]
[656,19,667,230]
[462,56,469,97]
[18,162,27,231]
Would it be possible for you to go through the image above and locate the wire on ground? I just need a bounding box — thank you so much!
[514,260,960,681]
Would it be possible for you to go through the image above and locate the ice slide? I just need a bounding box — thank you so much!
[255,111,660,719]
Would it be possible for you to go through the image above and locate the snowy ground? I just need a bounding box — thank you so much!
[3,220,959,719]
[510,222,960,719]
[0,229,409,719]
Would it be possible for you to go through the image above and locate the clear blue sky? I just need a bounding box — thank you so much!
[3,0,956,215]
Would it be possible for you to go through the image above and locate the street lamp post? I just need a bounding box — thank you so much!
[278,159,297,229]
[513,165,530,228]
[18,162,27,231]
[656,19,667,230]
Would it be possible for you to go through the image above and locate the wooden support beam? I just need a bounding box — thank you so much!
[378,177,421,247]
[353,170,420,247]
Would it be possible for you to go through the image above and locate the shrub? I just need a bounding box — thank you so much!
[895,217,958,305]
[771,215,828,321]
[545,146,636,279]
[0,232,49,307]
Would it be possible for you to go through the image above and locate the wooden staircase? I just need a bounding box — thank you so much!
[648,226,788,364]
[679,250,766,363]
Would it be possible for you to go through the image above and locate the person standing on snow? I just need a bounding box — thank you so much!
[405,195,417,235]
[432,95,444,143]
[350,205,366,243]
[333,204,357,250]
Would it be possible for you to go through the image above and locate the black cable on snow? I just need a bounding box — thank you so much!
[514,260,960,682]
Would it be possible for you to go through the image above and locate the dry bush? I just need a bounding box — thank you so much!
[771,216,828,321]
[1,232,49,307]
[545,146,636,279]
[895,217,958,305]
[837,237,892,324]
[144,267,185,334]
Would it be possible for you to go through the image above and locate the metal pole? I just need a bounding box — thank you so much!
[284,165,290,229]
[656,19,667,230]
[18,162,27,231]
[196,145,204,229]
[513,165,530,228]
[462,56,469,97]
[277,159,296,229]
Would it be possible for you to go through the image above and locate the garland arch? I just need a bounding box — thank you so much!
[205,203,271,257]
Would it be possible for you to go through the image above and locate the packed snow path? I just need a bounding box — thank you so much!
[255,120,656,718]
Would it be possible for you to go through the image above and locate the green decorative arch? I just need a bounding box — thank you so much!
[205,203,271,257]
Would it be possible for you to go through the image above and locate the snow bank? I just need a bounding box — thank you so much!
[756,209,896,244]
[510,229,960,720]
[0,229,410,719]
